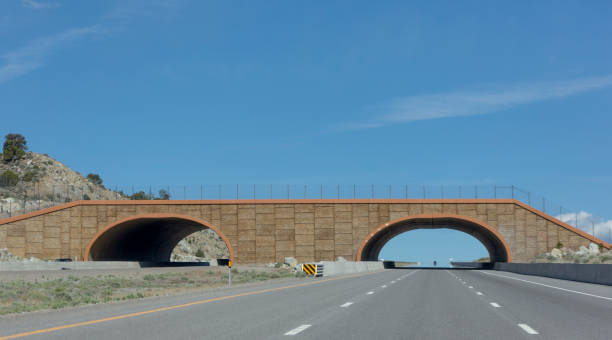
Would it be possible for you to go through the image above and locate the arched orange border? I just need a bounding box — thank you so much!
[356,214,513,262]
[84,213,234,263]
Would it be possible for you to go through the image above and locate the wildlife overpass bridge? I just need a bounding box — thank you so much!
[0,199,609,264]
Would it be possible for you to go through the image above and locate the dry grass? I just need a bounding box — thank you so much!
[0,268,306,315]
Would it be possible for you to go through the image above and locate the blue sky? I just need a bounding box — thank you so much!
[2,1,612,262]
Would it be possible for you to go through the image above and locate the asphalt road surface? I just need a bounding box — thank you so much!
[1,269,611,339]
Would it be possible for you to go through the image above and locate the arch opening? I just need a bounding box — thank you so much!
[358,215,511,263]
[86,214,234,263]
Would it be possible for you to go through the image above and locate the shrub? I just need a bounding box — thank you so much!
[195,249,204,258]
[82,194,91,200]
[158,189,170,200]
[2,133,27,162]
[22,171,37,182]
[555,242,563,249]
[130,191,149,200]
[86,173,103,186]
[0,170,19,187]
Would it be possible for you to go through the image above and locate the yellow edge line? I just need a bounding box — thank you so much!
[0,270,383,339]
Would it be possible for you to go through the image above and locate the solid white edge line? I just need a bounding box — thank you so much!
[284,324,311,336]
[490,302,501,308]
[518,323,539,335]
[479,271,612,301]
[340,302,353,308]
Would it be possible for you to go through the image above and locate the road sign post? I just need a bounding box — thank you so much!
[228,260,232,287]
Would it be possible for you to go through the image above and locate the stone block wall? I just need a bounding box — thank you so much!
[0,200,606,263]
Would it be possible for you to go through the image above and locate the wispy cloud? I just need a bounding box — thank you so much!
[0,25,104,83]
[21,0,59,10]
[557,211,612,244]
[343,75,612,130]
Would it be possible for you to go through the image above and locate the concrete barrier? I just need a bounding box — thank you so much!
[316,261,384,277]
[0,261,214,271]
[494,263,612,286]
[451,262,493,269]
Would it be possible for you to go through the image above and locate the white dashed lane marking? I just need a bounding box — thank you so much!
[476,292,483,296]
[468,286,473,289]
[381,285,387,288]
[490,302,501,308]
[518,324,539,335]
[366,291,374,295]
[340,302,353,308]
[285,325,311,336]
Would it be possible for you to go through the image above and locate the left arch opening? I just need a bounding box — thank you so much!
[85,214,234,263]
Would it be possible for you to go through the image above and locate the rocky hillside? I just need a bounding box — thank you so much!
[0,152,121,218]
[0,151,228,262]
[170,229,230,262]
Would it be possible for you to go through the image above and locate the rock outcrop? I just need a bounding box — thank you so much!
[534,243,612,264]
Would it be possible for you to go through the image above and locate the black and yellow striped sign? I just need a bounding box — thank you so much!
[302,264,317,275]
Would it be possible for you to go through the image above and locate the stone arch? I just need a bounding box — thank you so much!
[357,214,511,263]
[85,213,234,262]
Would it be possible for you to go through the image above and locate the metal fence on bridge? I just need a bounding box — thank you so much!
[1,183,610,244]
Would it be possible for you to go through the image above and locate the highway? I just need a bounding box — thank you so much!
[0,269,611,339]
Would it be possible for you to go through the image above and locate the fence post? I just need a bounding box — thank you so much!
[353,184,356,199]
[511,185,515,199]
[236,184,239,200]
[528,192,531,206]
[388,185,391,199]
[405,184,408,199]
[494,185,497,199]
[337,184,340,199]
[542,198,546,213]
[200,184,203,200]
[422,185,426,199]
[371,184,374,199]
[459,185,462,198]
[474,185,478,199]
[219,184,222,199]
[441,185,444,199]
[304,184,306,199]
[321,184,323,199]
[287,184,290,199]
[255,184,257,200]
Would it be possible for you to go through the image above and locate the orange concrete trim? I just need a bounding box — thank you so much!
[356,214,513,263]
[83,213,234,263]
[0,201,80,226]
[512,200,611,249]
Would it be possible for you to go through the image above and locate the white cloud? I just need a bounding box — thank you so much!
[556,210,612,243]
[343,75,612,129]
[0,25,104,83]
[21,0,59,9]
